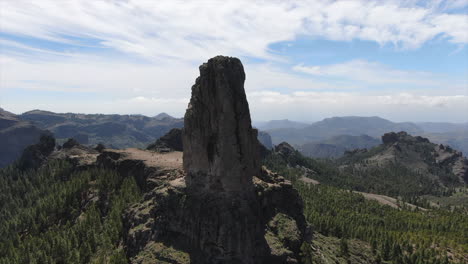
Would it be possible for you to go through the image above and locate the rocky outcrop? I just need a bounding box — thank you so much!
[382,131,429,145]
[275,142,296,157]
[434,144,468,183]
[19,134,55,169]
[147,128,183,152]
[123,56,309,264]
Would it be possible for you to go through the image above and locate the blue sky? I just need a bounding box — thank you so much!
[0,0,467,122]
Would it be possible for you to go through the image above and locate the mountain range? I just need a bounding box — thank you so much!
[264,116,468,157]
[2,109,467,167]
[19,109,184,149]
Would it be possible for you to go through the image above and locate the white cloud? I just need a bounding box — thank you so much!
[292,60,454,87]
[1,0,467,64]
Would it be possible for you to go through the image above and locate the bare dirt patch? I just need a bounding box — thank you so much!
[108,148,183,169]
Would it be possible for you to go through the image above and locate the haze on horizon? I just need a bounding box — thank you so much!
[0,0,467,123]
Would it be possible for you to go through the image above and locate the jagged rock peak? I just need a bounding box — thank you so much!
[183,56,260,193]
[275,142,296,157]
[382,131,429,145]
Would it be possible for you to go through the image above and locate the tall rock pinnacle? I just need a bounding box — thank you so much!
[183,56,260,193]
[124,56,308,263]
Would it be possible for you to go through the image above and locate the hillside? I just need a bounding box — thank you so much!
[19,110,184,149]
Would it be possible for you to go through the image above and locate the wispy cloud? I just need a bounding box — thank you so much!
[1,0,467,63]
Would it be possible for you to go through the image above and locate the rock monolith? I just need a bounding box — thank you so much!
[183,56,260,193]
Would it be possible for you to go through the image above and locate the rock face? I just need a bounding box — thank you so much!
[147,128,183,152]
[183,56,260,193]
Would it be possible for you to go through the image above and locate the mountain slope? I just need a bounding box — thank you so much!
[0,108,50,168]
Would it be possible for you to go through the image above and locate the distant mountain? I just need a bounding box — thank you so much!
[19,110,184,149]
[298,135,381,158]
[255,119,309,130]
[0,108,50,168]
[267,116,422,145]
[153,112,175,120]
